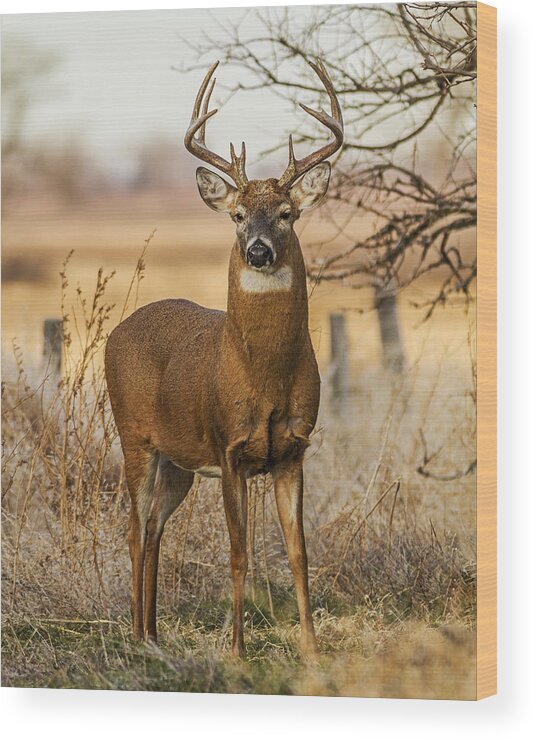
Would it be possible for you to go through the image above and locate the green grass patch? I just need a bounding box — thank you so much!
[1,604,476,699]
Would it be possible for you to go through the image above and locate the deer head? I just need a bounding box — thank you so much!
[184,60,343,271]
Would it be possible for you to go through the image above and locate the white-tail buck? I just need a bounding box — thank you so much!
[105,60,343,658]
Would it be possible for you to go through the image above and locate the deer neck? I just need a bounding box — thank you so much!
[223,233,309,378]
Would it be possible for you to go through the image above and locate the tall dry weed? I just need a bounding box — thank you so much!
[2,242,476,639]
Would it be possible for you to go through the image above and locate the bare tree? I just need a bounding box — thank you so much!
[1,37,103,205]
[1,38,61,201]
[185,2,477,319]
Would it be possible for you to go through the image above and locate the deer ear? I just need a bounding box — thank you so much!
[196,167,237,212]
[290,162,331,211]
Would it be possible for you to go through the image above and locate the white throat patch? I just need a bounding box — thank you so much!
[239,265,293,294]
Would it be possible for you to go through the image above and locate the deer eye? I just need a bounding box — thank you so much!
[234,212,244,223]
[280,210,291,221]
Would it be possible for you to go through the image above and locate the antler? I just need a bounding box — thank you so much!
[184,61,249,190]
[277,60,344,190]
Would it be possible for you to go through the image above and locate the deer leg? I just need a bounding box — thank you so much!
[272,462,319,658]
[124,448,159,641]
[221,468,248,658]
[143,456,194,642]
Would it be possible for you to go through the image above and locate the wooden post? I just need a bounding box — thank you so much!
[374,282,405,374]
[328,312,350,408]
[43,318,63,376]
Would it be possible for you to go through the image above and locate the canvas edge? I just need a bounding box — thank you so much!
[476,0,497,701]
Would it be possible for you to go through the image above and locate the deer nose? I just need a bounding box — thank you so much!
[246,241,273,268]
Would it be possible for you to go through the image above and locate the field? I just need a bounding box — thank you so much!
[1,201,477,697]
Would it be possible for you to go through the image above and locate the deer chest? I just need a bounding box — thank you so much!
[225,412,311,474]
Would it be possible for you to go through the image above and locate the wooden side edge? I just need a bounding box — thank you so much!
[476,1,497,701]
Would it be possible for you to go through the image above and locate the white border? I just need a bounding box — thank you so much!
[1,0,535,737]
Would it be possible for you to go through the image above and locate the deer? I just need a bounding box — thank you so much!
[104,59,343,659]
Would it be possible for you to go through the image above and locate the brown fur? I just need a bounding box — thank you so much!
[105,183,321,656]
[105,218,319,478]
[105,66,342,654]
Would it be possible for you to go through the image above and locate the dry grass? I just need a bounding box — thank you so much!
[1,614,475,699]
[1,245,477,697]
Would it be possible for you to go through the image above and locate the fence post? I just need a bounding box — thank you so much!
[328,312,351,411]
[374,281,405,374]
[43,318,63,376]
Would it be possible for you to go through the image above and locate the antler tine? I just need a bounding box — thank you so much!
[230,141,247,179]
[198,75,216,145]
[184,61,249,190]
[277,59,344,190]
[191,61,219,122]
[307,59,343,125]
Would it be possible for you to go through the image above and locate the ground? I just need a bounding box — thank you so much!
[2,206,477,698]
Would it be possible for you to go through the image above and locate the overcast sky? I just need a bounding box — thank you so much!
[1,7,310,181]
[2,5,472,189]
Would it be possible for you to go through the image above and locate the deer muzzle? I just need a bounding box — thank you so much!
[246,240,274,269]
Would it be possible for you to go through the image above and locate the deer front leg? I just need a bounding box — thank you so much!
[272,461,319,658]
[221,467,248,658]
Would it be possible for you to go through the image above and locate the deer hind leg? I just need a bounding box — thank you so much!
[221,467,248,658]
[143,456,194,642]
[124,447,159,641]
[272,461,319,658]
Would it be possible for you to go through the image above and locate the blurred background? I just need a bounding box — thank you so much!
[2,5,480,694]
[2,5,476,380]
